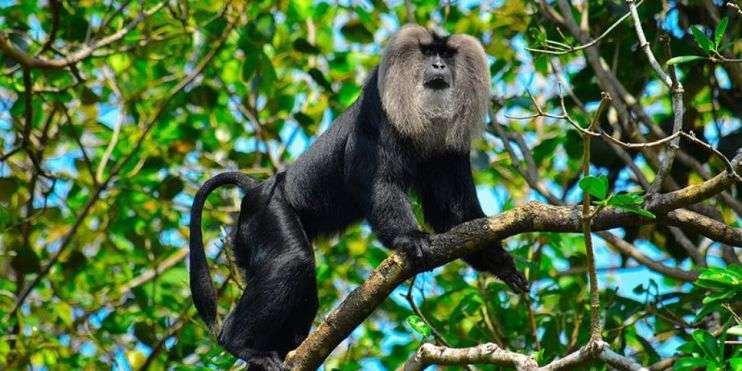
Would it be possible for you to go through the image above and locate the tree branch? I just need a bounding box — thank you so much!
[402,341,648,371]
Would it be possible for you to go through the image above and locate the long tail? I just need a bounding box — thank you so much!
[189,171,259,333]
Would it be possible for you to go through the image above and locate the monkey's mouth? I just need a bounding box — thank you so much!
[424,77,450,90]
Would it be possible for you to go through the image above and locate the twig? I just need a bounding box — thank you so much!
[98,0,136,33]
[509,90,742,184]
[403,276,450,347]
[626,0,685,193]
[96,67,125,182]
[61,106,98,186]
[38,0,60,54]
[626,0,672,88]
[495,98,704,282]
[596,231,699,281]
[527,1,644,55]
[580,94,611,341]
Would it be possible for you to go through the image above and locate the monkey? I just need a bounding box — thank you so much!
[189,24,529,370]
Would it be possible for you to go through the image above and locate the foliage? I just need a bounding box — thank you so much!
[0,0,740,369]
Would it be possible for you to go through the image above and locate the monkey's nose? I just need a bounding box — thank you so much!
[432,56,446,69]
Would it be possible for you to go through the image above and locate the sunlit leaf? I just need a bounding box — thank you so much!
[692,329,719,361]
[666,55,705,65]
[673,357,708,371]
[578,175,609,200]
[691,26,714,52]
[714,17,729,48]
[406,315,431,337]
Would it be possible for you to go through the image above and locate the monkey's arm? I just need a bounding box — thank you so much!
[418,154,529,292]
[360,179,433,264]
[346,130,434,264]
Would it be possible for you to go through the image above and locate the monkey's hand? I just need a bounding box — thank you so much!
[393,232,434,271]
[463,247,530,294]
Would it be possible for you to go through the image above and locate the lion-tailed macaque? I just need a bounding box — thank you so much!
[189,24,528,370]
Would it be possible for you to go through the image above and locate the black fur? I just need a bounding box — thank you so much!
[189,58,528,371]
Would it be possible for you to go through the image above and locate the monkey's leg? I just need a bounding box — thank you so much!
[462,243,529,293]
[219,193,318,370]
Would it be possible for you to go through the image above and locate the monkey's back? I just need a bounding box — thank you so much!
[284,99,365,239]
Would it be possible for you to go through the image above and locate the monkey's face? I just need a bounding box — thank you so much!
[418,37,457,121]
[378,24,491,153]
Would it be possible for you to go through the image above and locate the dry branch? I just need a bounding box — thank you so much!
[402,341,648,371]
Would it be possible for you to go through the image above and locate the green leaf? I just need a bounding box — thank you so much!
[406,315,431,337]
[340,20,374,43]
[11,246,40,274]
[730,358,742,371]
[714,17,729,48]
[696,267,742,288]
[308,68,332,91]
[293,112,314,127]
[673,357,708,371]
[0,177,20,202]
[242,49,260,82]
[158,175,184,200]
[666,55,705,65]
[293,38,320,54]
[55,302,73,326]
[691,26,714,53]
[607,192,655,218]
[336,82,361,108]
[0,206,10,229]
[187,85,218,108]
[692,329,719,361]
[578,175,609,200]
[702,289,737,304]
[532,137,562,166]
[608,193,644,207]
[287,0,312,20]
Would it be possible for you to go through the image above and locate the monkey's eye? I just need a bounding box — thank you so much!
[439,48,456,58]
[420,45,435,56]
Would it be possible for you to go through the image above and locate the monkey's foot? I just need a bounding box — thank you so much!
[246,353,286,371]
[494,266,530,294]
[463,248,530,293]
[394,233,434,271]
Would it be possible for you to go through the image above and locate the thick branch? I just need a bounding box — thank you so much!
[663,209,742,247]
[648,155,742,214]
[403,343,536,371]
